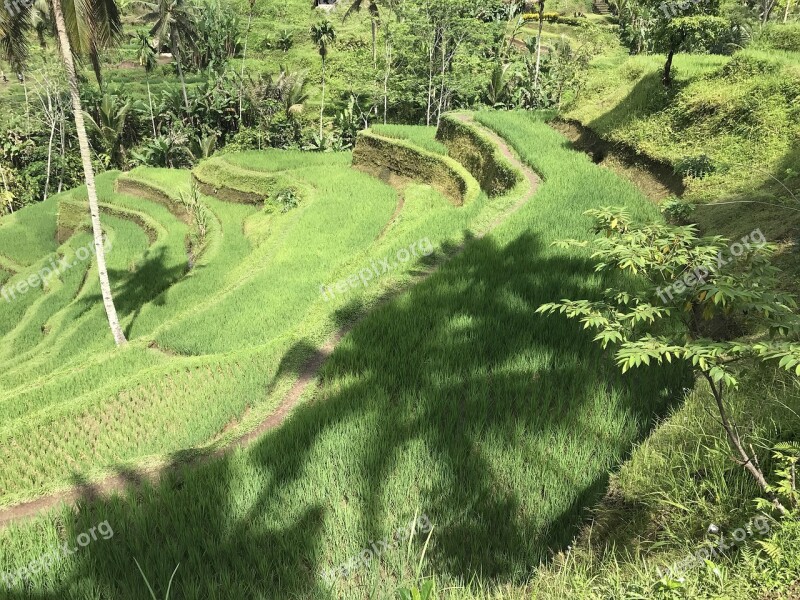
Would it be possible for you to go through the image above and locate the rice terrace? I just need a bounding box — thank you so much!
[0,0,799,597]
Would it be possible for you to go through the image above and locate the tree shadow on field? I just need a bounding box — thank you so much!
[2,231,690,599]
[74,246,188,339]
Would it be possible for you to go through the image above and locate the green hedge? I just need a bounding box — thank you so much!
[352,130,480,206]
[436,114,522,197]
[192,157,305,206]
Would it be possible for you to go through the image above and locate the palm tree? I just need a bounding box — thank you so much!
[0,0,127,346]
[533,0,545,88]
[135,30,158,136]
[1,0,128,345]
[84,93,132,168]
[276,67,309,120]
[145,0,198,110]
[343,0,380,66]
[310,20,336,140]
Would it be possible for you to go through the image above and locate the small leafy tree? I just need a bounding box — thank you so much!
[537,207,800,515]
[654,15,729,84]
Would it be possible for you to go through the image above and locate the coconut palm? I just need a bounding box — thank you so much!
[0,0,127,344]
[310,20,336,140]
[135,30,158,136]
[144,0,198,110]
[343,0,380,66]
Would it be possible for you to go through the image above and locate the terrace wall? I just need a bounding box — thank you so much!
[436,114,522,197]
[352,130,480,206]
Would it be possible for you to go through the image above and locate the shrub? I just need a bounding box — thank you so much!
[758,24,800,52]
[674,154,715,179]
[660,196,696,224]
[275,188,299,213]
[720,53,781,80]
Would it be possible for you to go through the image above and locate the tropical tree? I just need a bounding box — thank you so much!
[538,208,800,515]
[276,67,309,119]
[533,0,545,88]
[84,93,132,168]
[145,0,198,110]
[343,0,381,66]
[310,20,336,140]
[135,30,158,136]
[0,0,128,345]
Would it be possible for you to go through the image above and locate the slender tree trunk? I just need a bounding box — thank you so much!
[146,77,156,137]
[318,65,325,140]
[23,74,30,132]
[57,114,65,194]
[534,0,545,88]
[703,373,787,516]
[240,2,254,120]
[172,31,190,111]
[436,37,447,127]
[44,111,56,201]
[784,0,792,22]
[383,40,391,124]
[372,17,378,67]
[52,0,127,346]
[663,48,675,85]
[426,32,436,126]
[0,167,11,213]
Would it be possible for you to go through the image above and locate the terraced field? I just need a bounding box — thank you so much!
[0,112,694,600]
[0,117,526,509]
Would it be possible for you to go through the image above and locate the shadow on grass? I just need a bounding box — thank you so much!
[2,231,689,599]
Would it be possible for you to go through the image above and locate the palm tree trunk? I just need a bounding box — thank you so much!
[372,17,378,67]
[172,31,190,111]
[320,57,326,140]
[534,0,545,88]
[240,4,254,120]
[146,75,156,137]
[44,113,56,201]
[51,0,127,347]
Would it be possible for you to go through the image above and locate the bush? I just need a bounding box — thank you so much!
[720,53,782,79]
[274,188,299,213]
[660,196,696,224]
[758,24,800,52]
[674,154,715,179]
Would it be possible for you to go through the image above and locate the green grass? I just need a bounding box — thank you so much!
[0,111,690,598]
[0,194,59,267]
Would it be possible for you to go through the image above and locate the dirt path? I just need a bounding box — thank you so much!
[0,115,541,529]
